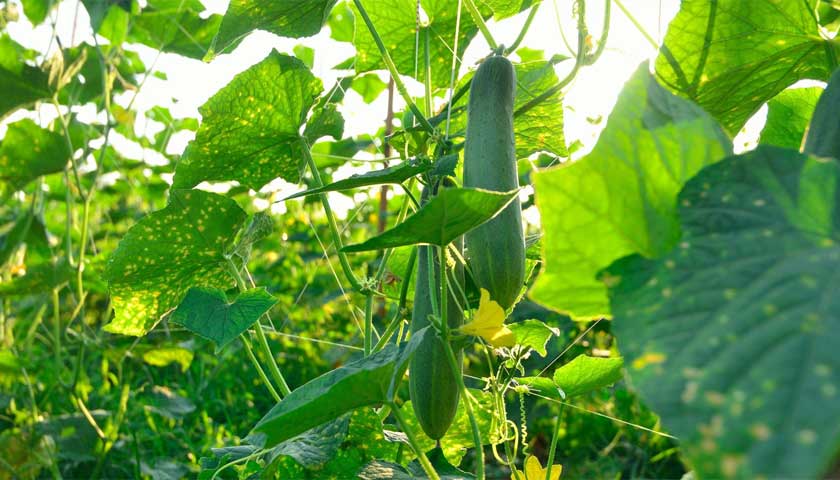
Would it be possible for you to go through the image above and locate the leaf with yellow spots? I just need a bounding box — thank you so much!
[0,119,69,193]
[104,189,247,336]
[210,0,338,57]
[460,288,515,348]
[173,51,329,191]
[606,147,840,479]
[351,0,480,90]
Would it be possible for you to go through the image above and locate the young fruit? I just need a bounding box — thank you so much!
[409,184,465,440]
[803,67,840,159]
[463,54,525,310]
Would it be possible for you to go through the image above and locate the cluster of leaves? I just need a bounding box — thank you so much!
[2,0,839,478]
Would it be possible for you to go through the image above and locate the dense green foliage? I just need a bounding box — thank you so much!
[1,0,839,479]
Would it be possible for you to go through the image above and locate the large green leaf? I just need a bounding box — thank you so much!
[170,287,277,352]
[655,0,840,135]
[342,187,519,252]
[173,51,324,190]
[127,0,223,60]
[606,146,840,479]
[0,35,50,120]
[352,0,479,89]
[211,0,338,57]
[248,328,428,448]
[104,189,247,336]
[0,119,70,192]
[759,87,823,150]
[530,63,731,320]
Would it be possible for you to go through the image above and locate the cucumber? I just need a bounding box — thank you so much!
[803,67,840,159]
[463,54,525,310]
[409,184,464,440]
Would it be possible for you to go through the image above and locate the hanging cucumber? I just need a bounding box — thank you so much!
[409,184,465,440]
[803,67,840,159]
[463,54,525,310]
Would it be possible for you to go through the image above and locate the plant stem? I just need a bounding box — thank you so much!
[227,259,291,397]
[544,404,566,480]
[373,246,417,352]
[51,288,61,373]
[505,2,541,54]
[301,141,365,293]
[364,293,374,355]
[464,0,497,50]
[242,336,280,402]
[390,402,441,480]
[352,0,436,134]
[612,0,658,50]
[438,245,485,479]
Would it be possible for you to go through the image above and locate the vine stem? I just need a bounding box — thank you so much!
[352,0,436,134]
[242,336,280,402]
[301,141,366,293]
[226,259,291,398]
[364,293,374,356]
[463,0,497,50]
[544,404,566,480]
[505,2,541,55]
[612,0,658,50]
[438,245,485,479]
[389,402,441,480]
[372,246,417,352]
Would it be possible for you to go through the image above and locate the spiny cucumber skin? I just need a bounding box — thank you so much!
[463,55,525,310]
[804,67,840,159]
[408,188,464,440]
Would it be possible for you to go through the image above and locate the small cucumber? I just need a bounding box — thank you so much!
[463,54,525,310]
[409,184,464,440]
[803,67,840,159]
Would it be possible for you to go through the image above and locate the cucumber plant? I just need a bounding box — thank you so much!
[2,0,839,479]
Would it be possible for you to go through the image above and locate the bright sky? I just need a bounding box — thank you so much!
[3,0,717,217]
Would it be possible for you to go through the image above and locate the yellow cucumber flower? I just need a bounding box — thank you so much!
[460,288,516,348]
[511,455,562,480]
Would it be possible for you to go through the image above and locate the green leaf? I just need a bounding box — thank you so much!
[173,51,323,190]
[352,0,480,89]
[249,328,429,448]
[552,354,623,398]
[170,287,277,352]
[81,0,131,32]
[127,0,223,60]
[760,87,823,150]
[407,447,474,479]
[20,0,51,24]
[272,415,351,468]
[0,119,70,192]
[141,347,194,372]
[104,189,247,336]
[0,261,74,296]
[530,63,731,320]
[342,187,519,252]
[605,146,840,479]
[293,44,315,69]
[328,2,354,43]
[351,73,388,103]
[303,103,345,143]
[509,319,557,356]
[211,0,338,57]
[478,0,536,20]
[655,0,840,135]
[515,376,564,400]
[284,159,431,200]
